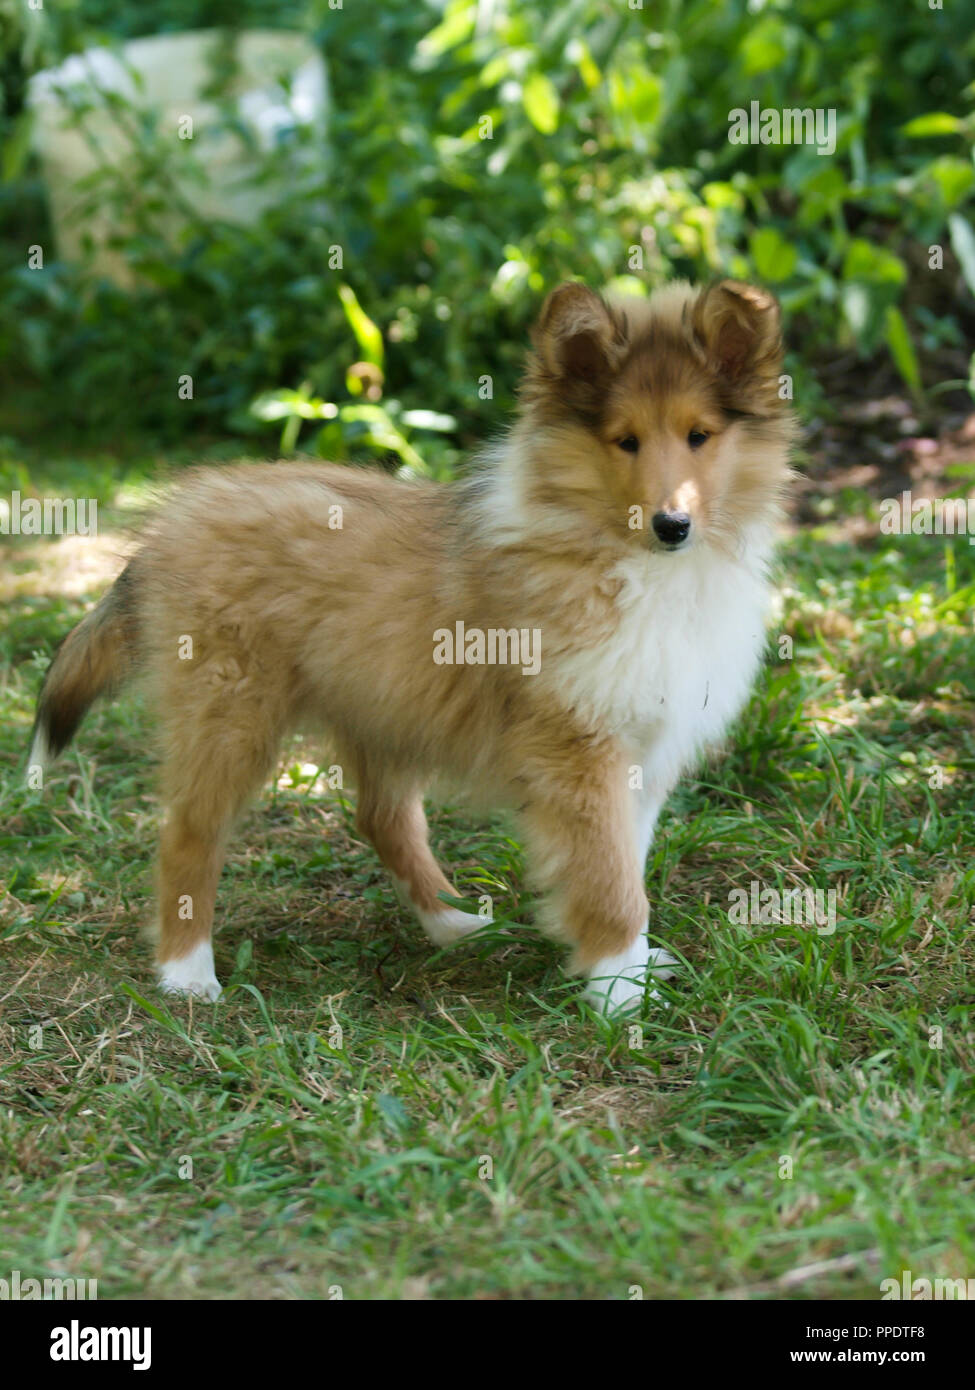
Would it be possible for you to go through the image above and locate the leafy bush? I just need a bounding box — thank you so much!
[1,0,973,459]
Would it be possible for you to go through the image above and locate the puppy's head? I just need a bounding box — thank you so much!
[520,279,795,554]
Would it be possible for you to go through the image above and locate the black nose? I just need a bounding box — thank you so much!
[651,511,691,547]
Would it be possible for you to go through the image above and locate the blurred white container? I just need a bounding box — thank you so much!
[27,29,328,282]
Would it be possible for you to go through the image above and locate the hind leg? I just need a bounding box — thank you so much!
[354,769,488,946]
[156,810,228,1000]
[154,707,282,999]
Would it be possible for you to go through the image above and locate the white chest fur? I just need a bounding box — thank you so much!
[547,538,772,778]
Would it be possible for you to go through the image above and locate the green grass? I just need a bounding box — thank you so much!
[1,449,973,1300]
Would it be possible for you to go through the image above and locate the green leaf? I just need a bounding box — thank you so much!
[841,281,872,337]
[740,17,790,76]
[609,68,661,128]
[926,156,975,209]
[250,389,338,423]
[2,112,34,183]
[331,403,429,474]
[376,1094,410,1131]
[117,982,190,1031]
[842,239,907,287]
[948,213,975,299]
[399,409,458,431]
[901,113,962,137]
[570,39,601,91]
[337,284,384,367]
[884,305,921,394]
[522,72,560,134]
[749,228,798,282]
[416,2,476,59]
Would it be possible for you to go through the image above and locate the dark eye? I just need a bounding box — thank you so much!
[687,430,710,450]
[617,436,640,453]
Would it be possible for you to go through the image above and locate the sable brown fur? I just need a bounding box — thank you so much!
[30,278,795,1008]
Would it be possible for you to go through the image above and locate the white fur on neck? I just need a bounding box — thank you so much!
[547,531,774,774]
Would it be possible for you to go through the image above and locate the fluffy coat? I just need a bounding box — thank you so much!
[29,278,796,1012]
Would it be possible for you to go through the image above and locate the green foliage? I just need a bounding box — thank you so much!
[0,0,973,455]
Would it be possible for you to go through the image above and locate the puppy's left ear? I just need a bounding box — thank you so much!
[692,279,782,382]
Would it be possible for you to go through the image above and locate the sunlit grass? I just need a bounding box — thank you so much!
[1,453,973,1299]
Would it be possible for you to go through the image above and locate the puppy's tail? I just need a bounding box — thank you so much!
[28,562,141,780]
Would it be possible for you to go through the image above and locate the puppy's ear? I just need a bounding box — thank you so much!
[532,283,626,392]
[692,279,782,383]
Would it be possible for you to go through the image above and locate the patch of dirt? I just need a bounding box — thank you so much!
[796,386,975,537]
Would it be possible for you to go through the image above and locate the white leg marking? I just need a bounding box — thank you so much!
[392,875,491,947]
[583,933,677,1015]
[158,939,222,1001]
[631,781,669,870]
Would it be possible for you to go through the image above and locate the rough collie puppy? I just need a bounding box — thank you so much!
[29,278,795,1013]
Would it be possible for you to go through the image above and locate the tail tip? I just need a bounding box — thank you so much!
[26,725,53,788]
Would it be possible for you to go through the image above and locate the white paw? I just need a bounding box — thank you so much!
[417,904,492,947]
[157,940,222,1001]
[584,937,676,1016]
[392,875,491,946]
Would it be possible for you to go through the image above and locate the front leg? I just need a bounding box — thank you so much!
[628,745,681,869]
[630,782,667,870]
[519,745,674,1014]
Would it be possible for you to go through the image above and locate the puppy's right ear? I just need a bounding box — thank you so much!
[531,283,626,392]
